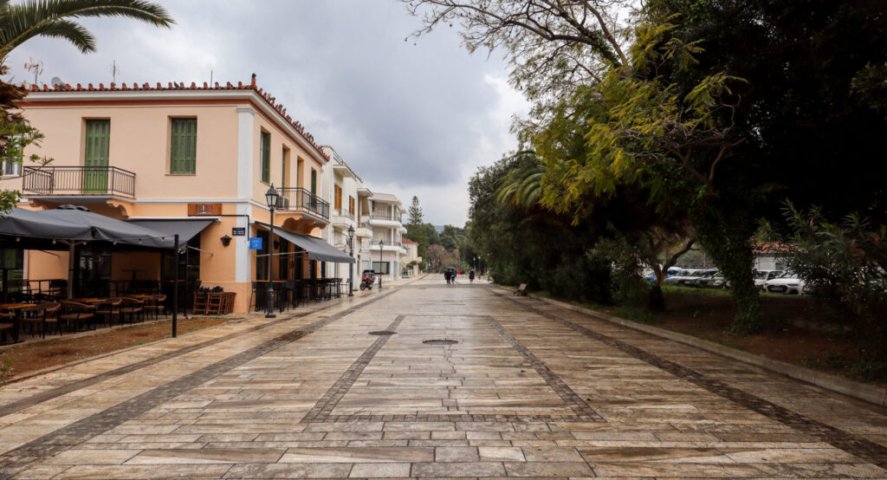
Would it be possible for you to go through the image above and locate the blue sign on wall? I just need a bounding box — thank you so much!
[249,237,263,250]
[232,227,246,236]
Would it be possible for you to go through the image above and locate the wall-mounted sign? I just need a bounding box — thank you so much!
[188,203,222,216]
[249,237,263,250]
[232,227,246,237]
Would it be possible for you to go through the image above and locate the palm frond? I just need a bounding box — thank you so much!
[1,0,174,57]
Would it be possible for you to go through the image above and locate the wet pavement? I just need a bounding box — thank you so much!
[1,275,887,478]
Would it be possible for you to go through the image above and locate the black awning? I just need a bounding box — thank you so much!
[257,223,354,264]
[128,219,215,243]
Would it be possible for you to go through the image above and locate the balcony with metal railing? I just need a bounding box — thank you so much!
[277,187,329,220]
[22,166,136,198]
[333,208,356,223]
[368,210,403,227]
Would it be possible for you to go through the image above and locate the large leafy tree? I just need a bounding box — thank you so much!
[0,0,174,212]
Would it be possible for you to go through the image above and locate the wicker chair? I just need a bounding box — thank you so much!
[95,298,123,327]
[120,298,145,324]
[0,312,15,343]
[59,301,95,333]
[144,294,167,320]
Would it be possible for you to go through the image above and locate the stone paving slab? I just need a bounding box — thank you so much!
[1,275,887,478]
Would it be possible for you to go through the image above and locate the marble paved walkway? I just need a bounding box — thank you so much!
[2,275,887,478]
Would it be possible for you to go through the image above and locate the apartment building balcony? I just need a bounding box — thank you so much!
[21,166,136,200]
[368,241,405,252]
[278,187,329,221]
[367,212,403,228]
[332,208,356,229]
[355,220,372,239]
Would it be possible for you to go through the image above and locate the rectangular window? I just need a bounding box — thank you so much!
[349,196,355,214]
[256,229,270,280]
[1,160,21,177]
[297,157,303,188]
[372,261,390,275]
[260,131,271,184]
[170,118,197,174]
[310,169,317,196]
[281,147,289,188]
[334,185,342,210]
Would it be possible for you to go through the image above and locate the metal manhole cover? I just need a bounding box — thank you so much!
[369,331,397,336]
[423,339,458,345]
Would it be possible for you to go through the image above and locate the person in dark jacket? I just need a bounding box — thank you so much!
[469,269,475,283]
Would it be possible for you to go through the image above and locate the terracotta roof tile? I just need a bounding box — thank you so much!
[19,76,329,161]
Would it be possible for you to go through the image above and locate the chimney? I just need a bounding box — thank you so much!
[250,73,257,88]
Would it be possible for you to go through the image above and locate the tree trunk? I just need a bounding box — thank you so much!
[648,283,664,311]
[691,202,763,333]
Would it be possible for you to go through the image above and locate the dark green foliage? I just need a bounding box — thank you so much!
[769,203,887,357]
[468,152,613,304]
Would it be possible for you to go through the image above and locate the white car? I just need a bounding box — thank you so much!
[763,272,805,295]
[665,269,717,287]
[754,270,783,291]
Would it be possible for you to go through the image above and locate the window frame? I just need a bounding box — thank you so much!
[372,261,391,275]
[260,130,271,184]
[169,117,197,175]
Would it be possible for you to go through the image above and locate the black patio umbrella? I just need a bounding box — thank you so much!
[0,206,184,335]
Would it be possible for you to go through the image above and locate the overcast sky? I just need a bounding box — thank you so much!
[3,0,528,227]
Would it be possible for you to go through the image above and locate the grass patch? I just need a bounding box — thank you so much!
[611,306,663,325]
[660,284,793,299]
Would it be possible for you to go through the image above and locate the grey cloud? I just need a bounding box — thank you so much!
[5,0,523,225]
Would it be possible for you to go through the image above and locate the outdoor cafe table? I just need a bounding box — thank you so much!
[69,298,107,305]
[0,303,29,343]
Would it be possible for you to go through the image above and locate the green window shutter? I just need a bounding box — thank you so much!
[311,169,317,196]
[84,120,110,194]
[261,132,271,183]
[170,118,197,174]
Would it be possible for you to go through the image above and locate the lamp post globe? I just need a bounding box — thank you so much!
[347,225,355,297]
[378,239,384,289]
[264,184,279,319]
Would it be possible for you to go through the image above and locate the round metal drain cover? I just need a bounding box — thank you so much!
[369,331,397,336]
[423,339,458,345]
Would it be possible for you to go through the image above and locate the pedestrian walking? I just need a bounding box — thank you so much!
[469,269,475,283]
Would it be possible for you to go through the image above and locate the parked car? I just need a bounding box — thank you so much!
[644,267,682,283]
[697,272,728,289]
[763,271,806,295]
[689,270,720,287]
[665,269,717,287]
[754,270,783,291]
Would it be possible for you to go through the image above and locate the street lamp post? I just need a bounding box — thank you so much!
[378,239,384,290]
[347,225,355,297]
[265,184,279,319]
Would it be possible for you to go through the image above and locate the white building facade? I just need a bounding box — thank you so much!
[319,147,408,287]
[402,239,422,277]
[361,193,407,281]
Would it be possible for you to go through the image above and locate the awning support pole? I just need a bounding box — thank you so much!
[173,234,179,338]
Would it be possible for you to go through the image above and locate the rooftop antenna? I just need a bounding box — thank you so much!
[24,58,43,85]
[210,70,213,85]
[110,60,119,84]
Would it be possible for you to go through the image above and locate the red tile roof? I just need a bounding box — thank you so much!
[403,238,418,244]
[19,74,329,161]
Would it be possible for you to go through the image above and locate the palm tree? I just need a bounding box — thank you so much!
[0,0,174,61]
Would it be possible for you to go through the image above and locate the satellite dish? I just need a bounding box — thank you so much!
[51,77,67,87]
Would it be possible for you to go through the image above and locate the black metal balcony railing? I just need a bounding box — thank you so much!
[22,166,136,198]
[278,187,329,220]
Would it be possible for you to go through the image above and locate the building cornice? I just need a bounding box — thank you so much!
[15,82,329,165]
